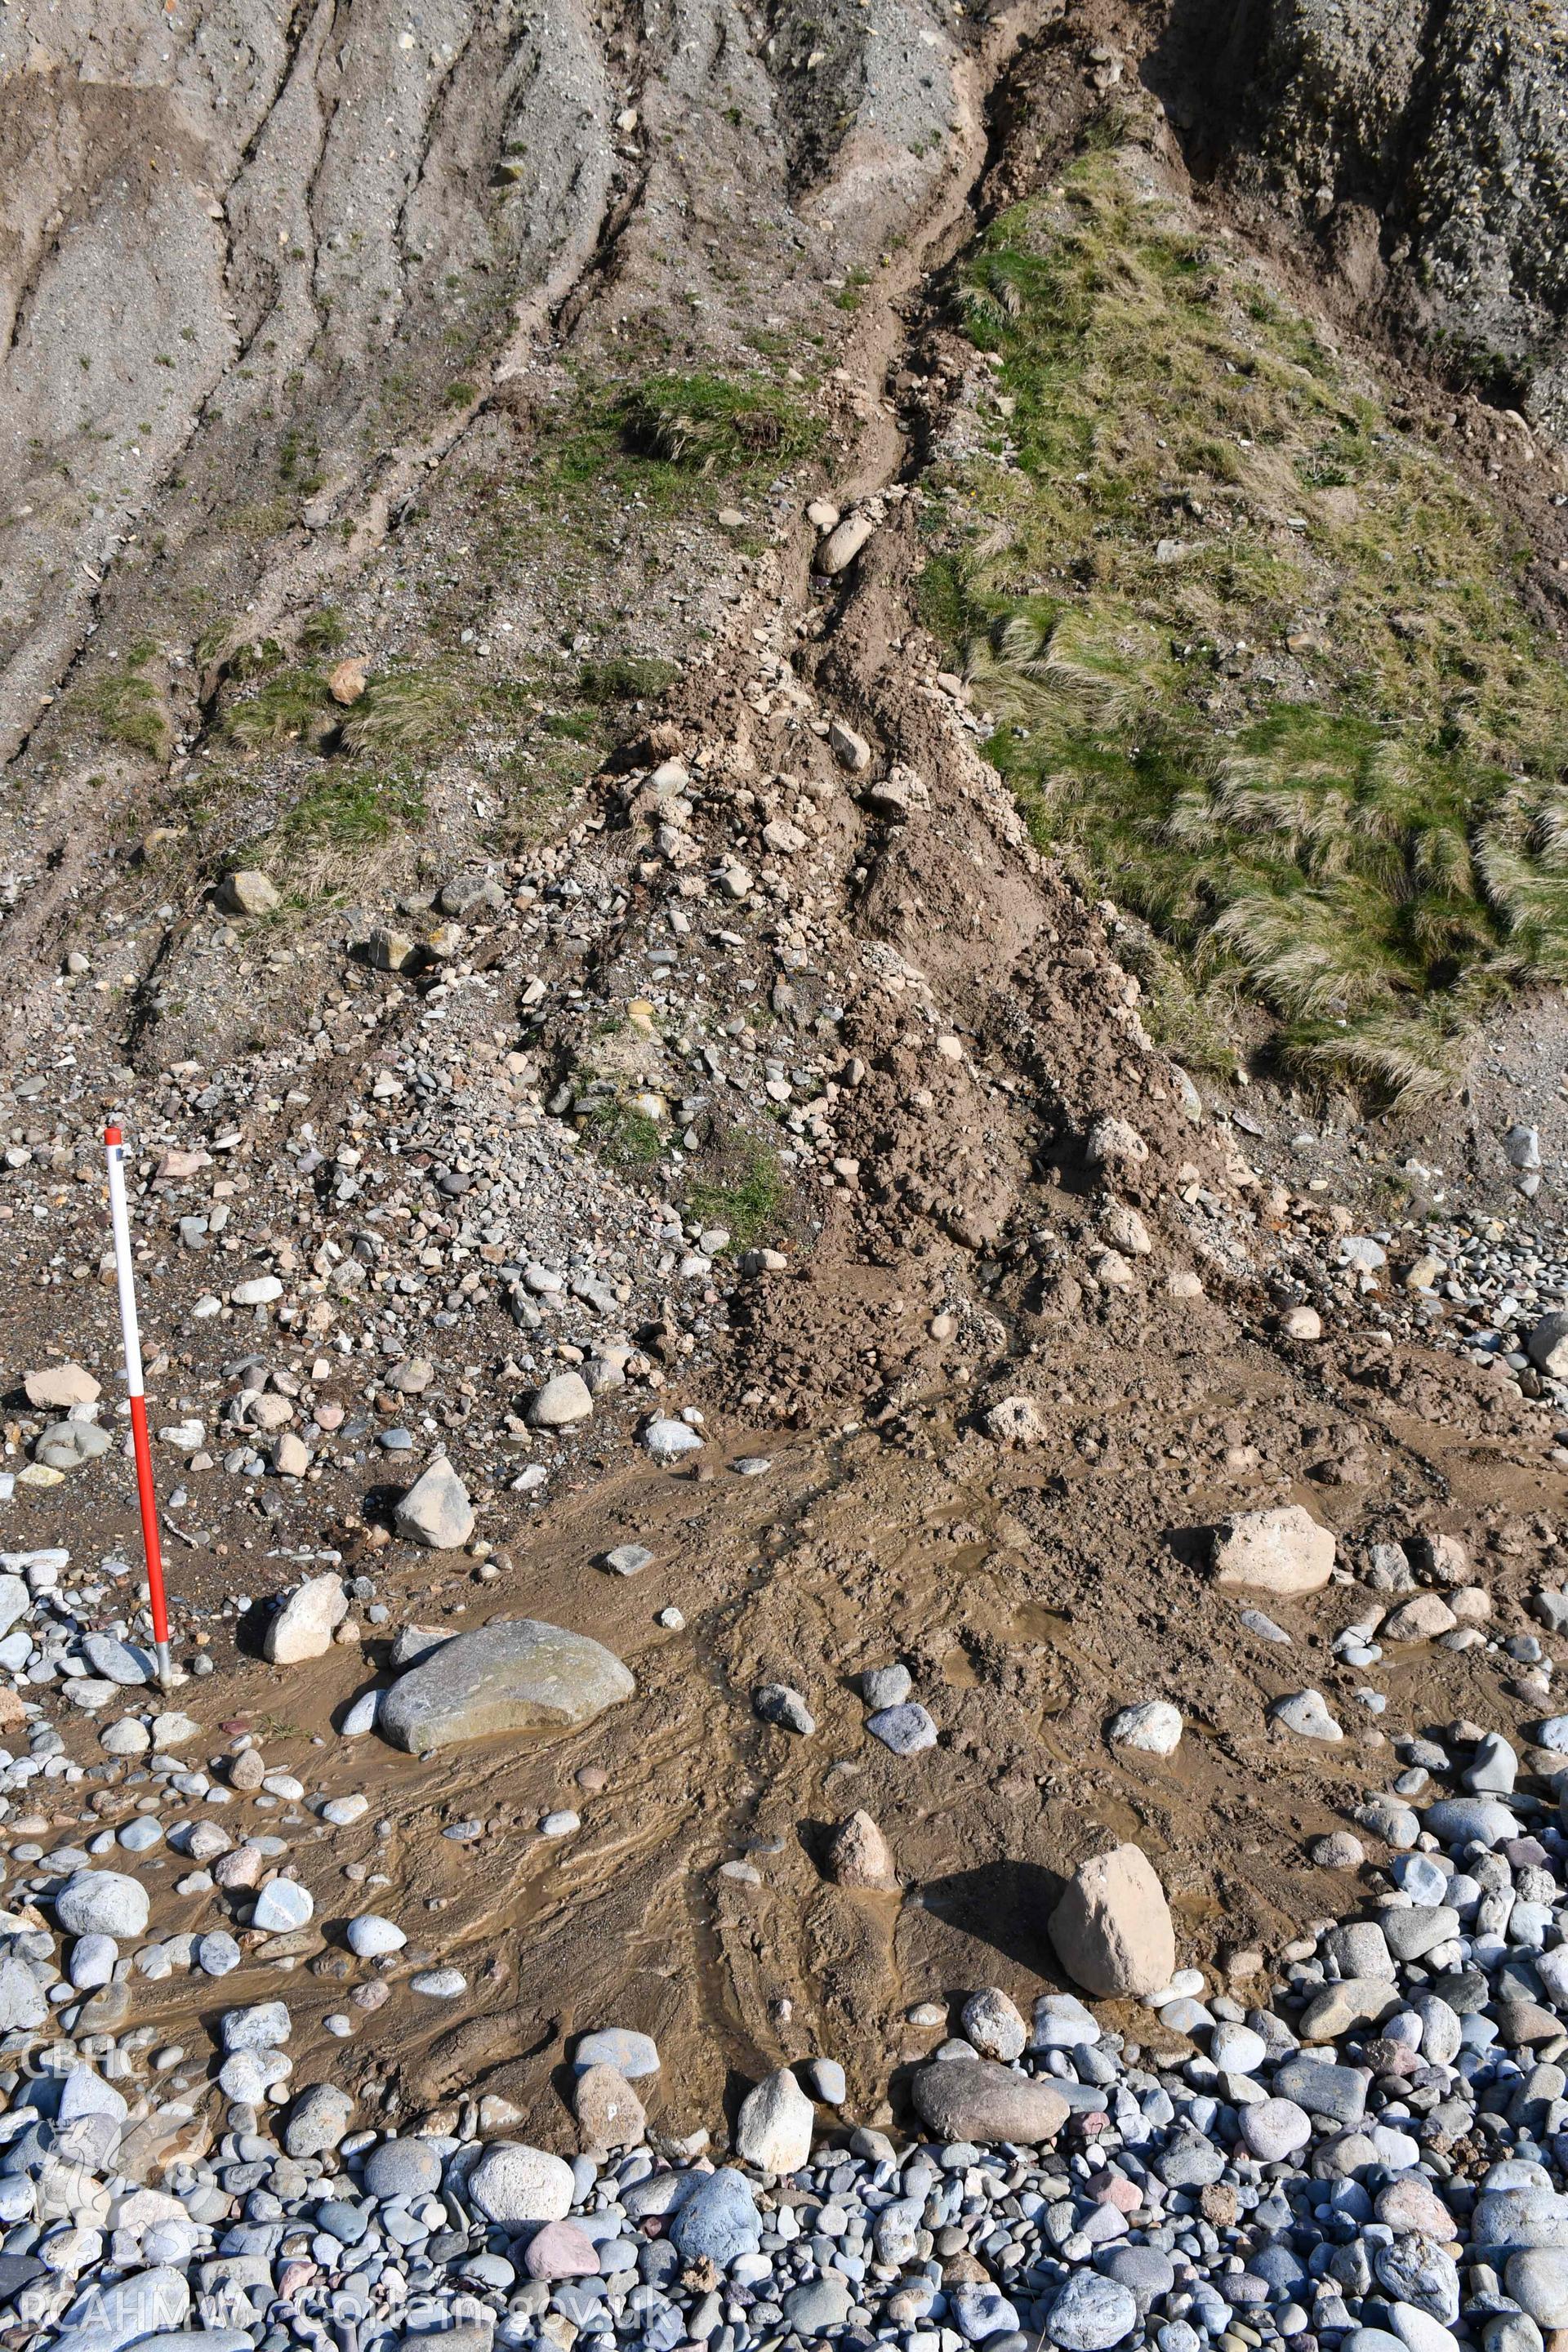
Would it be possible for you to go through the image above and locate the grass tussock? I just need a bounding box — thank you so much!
[924,142,1568,1103]
[542,368,823,507]
[619,372,822,474]
[337,668,466,758]
[221,667,333,750]
[277,765,426,850]
[68,639,169,761]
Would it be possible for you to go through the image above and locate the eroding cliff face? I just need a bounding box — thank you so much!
[1156,0,1568,432]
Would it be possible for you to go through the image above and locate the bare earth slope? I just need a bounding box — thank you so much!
[4,0,1568,2178]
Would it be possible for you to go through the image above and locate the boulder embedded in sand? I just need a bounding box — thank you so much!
[377,1619,635,1754]
[263,1575,348,1664]
[1049,1842,1176,1998]
[394,1456,474,1550]
[1210,1503,1335,1595]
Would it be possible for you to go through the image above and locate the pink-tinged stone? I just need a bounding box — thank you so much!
[1096,2175,1142,2213]
[523,2219,602,2281]
[214,1843,265,1889]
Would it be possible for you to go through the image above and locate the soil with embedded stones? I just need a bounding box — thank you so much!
[10,4,1568,2351]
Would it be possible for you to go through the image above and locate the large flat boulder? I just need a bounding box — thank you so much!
[377,1619,635,1754]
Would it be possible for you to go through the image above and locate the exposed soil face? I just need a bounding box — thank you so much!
[7,0,1568,2173]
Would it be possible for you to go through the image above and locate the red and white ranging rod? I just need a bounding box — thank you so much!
[104,1125,172,1690]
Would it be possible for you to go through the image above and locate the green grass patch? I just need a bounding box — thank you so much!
[586,1100,666,1169]
[338,667,465,758]
[922,140,1568,1102]
[68,639,169,760]
[577,654,683,703]
[299,604,348,655]
[687,1134,786,1245]
[277,765,425,849]
[545,368,822,505]
[221,667,333,750]
[619,371,821,473]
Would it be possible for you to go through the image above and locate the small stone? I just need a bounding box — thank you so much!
[1383,1592,1459,1642]
[1031,1991,1101,2048]
[340,1688,380,1735]
[786,2278,855,2332]
[56,1870,149,1939]
[1424,1796,1518,1847]
[252,1877,313,1932]
[36,1419,112,1470]
[231,1275,283,1307]
[755,1682,814,1735]
[807,2056,846,2105]
[272,1432,311,1479]
[1271,1688,1343,1741]
[264,1574,347,1664]
[866,1700,938,1753]
[221,869,281,916]
[644,1417,703,1464]
[818,514,875,577]
[861,1662,913,1708]
[470,2144,575,2225]
[0,1956,47,2029]
[67,1936,118,1992]
[364,2137,443,2199]
[574,2064,647,2151]
[101,1717,151,1757]
[911,2056,1070,2144]
[824,1809,896,1889]
[82,1631,149,1685]
[528,1374,594,1429]
[378,1619,635,1753]
[733,2065,813,2172]
[1211,1504,1335,1593]
[1298,1977,1401,2040]
[1107,1699,1183,1755]
[283,2082,354,2158]
[1272,2051,1367,2123]
[221,1998,291,2050]
[1280,1305,1322,1341]
[26,1361,101,1410]
[1209,2020,1267,2074]
[1241,2097,1312,2160]
[574,2026,660,2077]
[346,1914,405,1958]
[1529,1315,1568,1379]
[1045,2271,1138,2350]
[1508,2254,1568,2331]
[1312,1830,1365,1869]
[524,2219,601,2281]
[960,1985,1027,2061]
[394,1456,474,1550]
[603,1544,653,1577]
[670,2168,761,2263]
[1049,1843,1176,1998]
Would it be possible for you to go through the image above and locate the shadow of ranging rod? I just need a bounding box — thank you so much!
[104,1123,172,1690]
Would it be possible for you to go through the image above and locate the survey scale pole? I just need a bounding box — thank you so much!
[104,1125,172,1690]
